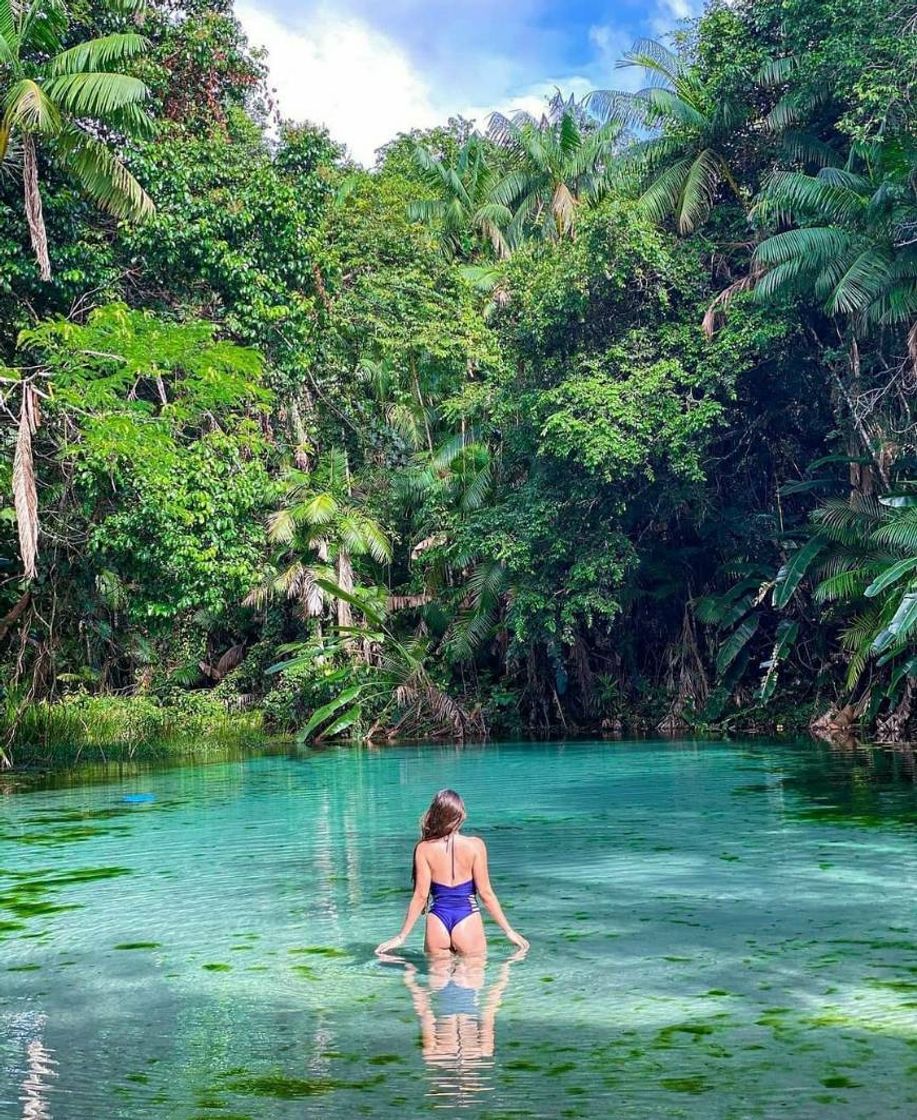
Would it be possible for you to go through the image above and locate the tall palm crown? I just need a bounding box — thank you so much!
[586,38,748,235]
[487,95,622,243]
[249,449,392,629]
[753,141,917,335]
[0,0,154,279]
[408,135,513,260]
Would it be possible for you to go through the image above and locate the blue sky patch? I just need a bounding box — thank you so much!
[236,0,703,163]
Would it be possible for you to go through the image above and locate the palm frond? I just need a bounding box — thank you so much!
[54,126,154,220]
[642,86,708,130]
[4,79,62,133]
[637,156,692,226]
[42,73,149,121]
[617,38,682,86]
[676,148,721,234]
[20,0,67,55]
[48,33,149,76]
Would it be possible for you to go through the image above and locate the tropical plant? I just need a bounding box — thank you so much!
[586,38,749,234]
[0,0,154,279]
[695,562,784,707]
[753,140,917,334]
[408,134,512,260]
[771,491,917,701]
[487,97,622,242]
[247,449,392,629]
[267,583,482,743]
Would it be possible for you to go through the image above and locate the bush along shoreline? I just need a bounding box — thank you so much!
[1,691,267,769]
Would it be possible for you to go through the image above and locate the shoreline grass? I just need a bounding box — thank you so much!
[1,692,269,770]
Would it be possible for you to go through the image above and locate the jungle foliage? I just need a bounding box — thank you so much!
[1,0,915,761]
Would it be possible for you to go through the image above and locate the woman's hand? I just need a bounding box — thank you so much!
[506,928,529,951]
[375,935,405,955]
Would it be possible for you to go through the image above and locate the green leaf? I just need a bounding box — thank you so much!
[264,654,312,675]
[716,613,760,675]
[54,126,154,220]
[298,685,364,741]
[871,589,917,655]
[885,656,917,693]
[314,578,385,628]
[864,556,917,598]
[758,618,800,702]
[48,33,149,77]
[773,536,825,608]
[778,478,842,495]
[806,453,872,471]
[321,705,362,738]
[4,78,62,133]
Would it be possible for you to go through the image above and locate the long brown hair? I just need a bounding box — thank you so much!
[413,789,466,883]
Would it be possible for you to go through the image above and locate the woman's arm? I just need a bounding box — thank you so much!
[375,847,431,955]
[473,838,529,950]
[401,964,437,1052]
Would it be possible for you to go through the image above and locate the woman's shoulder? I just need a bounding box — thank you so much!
[461,834,486,852]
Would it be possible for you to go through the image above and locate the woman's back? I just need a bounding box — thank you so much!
[374,788,527,957]
[420,833,478,886]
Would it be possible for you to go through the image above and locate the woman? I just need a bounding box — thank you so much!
[374,789,529,956]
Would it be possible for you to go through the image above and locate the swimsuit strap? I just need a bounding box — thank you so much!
[451,831,455,882]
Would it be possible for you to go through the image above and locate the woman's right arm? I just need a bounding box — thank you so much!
[473,838,529,950]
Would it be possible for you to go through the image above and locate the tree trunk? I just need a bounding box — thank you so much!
[336,552,353,629]
[23,135,51,282]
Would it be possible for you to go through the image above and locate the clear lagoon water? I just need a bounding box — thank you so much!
[1,739,916,1119]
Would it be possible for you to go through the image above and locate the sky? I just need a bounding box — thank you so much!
[235,0,705,165]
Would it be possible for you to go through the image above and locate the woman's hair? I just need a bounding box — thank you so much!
[413,789,466,884]
[420,788,466,840]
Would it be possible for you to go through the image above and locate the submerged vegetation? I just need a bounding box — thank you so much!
[1,0,916,762]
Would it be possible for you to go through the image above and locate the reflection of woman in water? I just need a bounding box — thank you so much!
[374,789,529,956]
[380,951,524,1106]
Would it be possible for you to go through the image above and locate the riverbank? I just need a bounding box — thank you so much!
[0,688,839,772]
[1,692,268,770]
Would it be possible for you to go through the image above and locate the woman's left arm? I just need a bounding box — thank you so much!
[375,848,431,955]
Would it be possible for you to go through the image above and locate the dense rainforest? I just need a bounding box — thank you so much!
[0,0,915,763]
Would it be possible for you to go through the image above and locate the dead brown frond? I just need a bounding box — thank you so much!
[200,643,247,682]
[387,593,432,610]
[411,533,447,560]
[702,264,763,338]
[13,384,40,580]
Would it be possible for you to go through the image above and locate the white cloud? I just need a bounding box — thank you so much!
[237,2,441,164]
[236,2,700,164]
[650,0,704,38]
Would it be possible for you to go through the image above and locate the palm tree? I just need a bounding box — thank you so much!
[752,141,917,336]
[408,135,513,260]
[487,95,622,243]
[0,0,154,279]
[247,448,391,630]
[772,492,917,695]
[586,38,749,235]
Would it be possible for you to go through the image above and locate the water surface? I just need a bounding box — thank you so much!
[1,739,916,1118]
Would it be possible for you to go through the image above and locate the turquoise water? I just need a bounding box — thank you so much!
[1,739,916,1119]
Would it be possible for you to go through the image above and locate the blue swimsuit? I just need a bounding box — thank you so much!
[428,836,478,935]
[430,978,480,1019]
